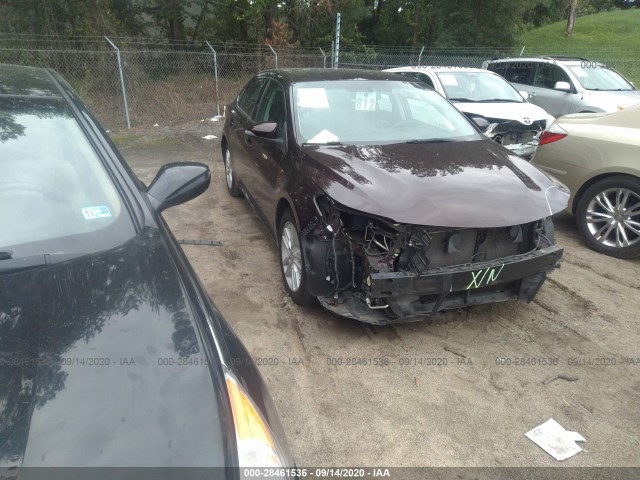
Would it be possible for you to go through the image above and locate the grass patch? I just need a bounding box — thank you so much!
[518,9,640,84]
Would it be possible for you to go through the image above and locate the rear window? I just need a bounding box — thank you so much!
[0,97,135,257]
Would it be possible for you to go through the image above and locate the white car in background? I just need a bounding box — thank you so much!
[385,66,554,158]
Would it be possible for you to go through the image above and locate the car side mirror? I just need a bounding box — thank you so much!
[147,162,210,212]
[519,90,529,100]
[250,122,279,139]
[471,116,491,132]
[554,81,571,92]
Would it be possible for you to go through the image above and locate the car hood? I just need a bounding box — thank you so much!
[0,231,230,467]
[301,140,568,228]
[453,101,552,125]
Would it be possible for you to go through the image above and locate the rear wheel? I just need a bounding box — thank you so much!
[278,210,314,306]
[576,176,640,258]
[223,147,242,197]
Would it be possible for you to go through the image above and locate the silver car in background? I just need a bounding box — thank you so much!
[484,56,640,117]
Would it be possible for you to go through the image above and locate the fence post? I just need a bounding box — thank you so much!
[334,13,341,69]
[319,47,327,68]
[418,46,425,66]
[331,41,335,68]
[268,44,278,69]
[104,36,131,129]
[205,41,221,117]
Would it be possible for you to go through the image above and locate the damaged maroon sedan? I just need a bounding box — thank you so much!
[221,69,569,325]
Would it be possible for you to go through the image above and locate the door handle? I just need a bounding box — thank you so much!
[244,130,253,146]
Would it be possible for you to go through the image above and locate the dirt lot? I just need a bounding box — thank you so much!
[115,125,640,468]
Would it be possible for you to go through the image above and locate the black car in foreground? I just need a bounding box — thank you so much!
[222,69,569,325]
[0,64,293,476]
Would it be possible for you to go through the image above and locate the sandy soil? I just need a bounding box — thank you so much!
[115,124,640,468]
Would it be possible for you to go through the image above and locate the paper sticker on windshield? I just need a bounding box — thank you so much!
[81,206,112,220]
[439,74,459,86]
[307,129,339,144]
[355,92,376,111]
[297,88,329,108]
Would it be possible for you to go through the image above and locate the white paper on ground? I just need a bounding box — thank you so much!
[525,418,586,461]
[202,134,218,140]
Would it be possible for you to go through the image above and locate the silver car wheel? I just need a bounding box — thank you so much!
[225,149,233,190]
[280,220,302,292]
[586,187,640,248]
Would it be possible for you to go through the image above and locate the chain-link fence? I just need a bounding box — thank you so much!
[1,36,638,131]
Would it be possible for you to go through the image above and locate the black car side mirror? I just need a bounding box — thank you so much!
[147,162,210,212]
[249,122,279,139]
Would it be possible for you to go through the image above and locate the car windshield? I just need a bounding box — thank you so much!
[436,71,524,102]
[0,97,136,259]
[293,80,481,145]
[567,65,635,91]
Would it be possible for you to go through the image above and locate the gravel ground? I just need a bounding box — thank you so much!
[114,123,640,468]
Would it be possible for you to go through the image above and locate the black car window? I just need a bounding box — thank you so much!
[0,97,136,258]
[504,62,536,85]
[398,71,435,89]
[487,62,508,78]
[237,77,267,119]
[254,80,287,132]
[534,63,572,89]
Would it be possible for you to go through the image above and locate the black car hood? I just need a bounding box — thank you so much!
[0,231,229,467]
[301,139,569,228]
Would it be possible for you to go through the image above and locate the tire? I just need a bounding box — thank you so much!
[278,210,314,306]
[223,146,242,197]
[576,176,640,259]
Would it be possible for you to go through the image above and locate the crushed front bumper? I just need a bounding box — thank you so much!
[503,141,538,159]
[319,244,563,325]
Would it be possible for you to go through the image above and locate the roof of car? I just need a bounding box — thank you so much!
[487,56,591,65]
[386,66,490,74]
[259,68,410,83]
[0,63,63,98]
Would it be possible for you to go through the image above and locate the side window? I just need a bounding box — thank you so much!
[398,71,435,89]
[504,62,535,85]
[255,80,287,132]
[533,64,571,89]
[487,62,507,78]
[238,78,267,118]
[415,73,435,89]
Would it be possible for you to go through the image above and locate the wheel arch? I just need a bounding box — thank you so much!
[275,197,294,235]
[572,172,640,213]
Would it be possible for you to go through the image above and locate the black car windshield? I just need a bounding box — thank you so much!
[0,97,136,260]
[436,71,524,102]
[567,65,635,91]
[293,80,481,145]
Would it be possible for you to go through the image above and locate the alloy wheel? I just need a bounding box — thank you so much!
[586,187,640,248]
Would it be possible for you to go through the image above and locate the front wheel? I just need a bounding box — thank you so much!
[278,210,314,306]
[576,176,640,258]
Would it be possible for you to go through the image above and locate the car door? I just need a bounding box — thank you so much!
[229,77,268,195]
[529,63,575,116]
[245,79,289,228]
